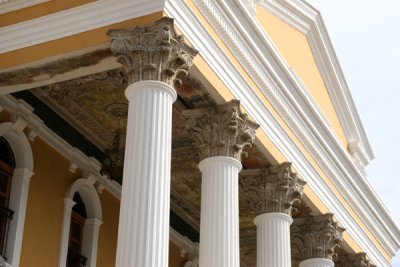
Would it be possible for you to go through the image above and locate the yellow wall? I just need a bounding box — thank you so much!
[169,241,188,266]
[97,191,119,267]
[8,133,120,266]
[0,12,164,69]
[19,138,79,266]
[0,0,96,27]
[256,6,348,148]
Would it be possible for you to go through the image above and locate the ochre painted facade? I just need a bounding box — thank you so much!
[256,6,348,148]
[0,12,164,69]
[0,0,96,27]
[0,1,395,264]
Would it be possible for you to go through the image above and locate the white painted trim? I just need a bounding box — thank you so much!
[0,0,166,53]
[0,95,121,199]
[164,1,398,265]
[0,0,50,15]
[59,178,102,267]
[58,198,75,267]
[0,121,34,267]
[260,0,374,166]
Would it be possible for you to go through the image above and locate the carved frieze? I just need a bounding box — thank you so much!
[239,162,306,215]
[335,252,376,267]
[108,17,199,86]
[182,100,259,161]
[291,213,345,261]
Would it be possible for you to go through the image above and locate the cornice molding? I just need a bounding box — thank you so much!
[164,1,399,265]
[260,0,374,168]
[0,0,166,53]
[0,0,50,15]
[0,94,121,199]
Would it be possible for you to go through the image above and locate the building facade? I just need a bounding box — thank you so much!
[0,0,399,267]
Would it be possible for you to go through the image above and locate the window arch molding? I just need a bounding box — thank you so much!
[0,121,34,267]
[59,178,102,267]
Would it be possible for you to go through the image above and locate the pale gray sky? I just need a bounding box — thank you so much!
[308,0,400,265]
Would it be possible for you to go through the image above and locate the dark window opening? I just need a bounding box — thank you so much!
[0,137,15,259]
[67,193,87,267]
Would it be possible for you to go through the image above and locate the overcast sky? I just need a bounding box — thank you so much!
[308,0,400,265]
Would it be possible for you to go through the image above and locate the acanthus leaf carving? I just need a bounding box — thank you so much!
[335,252,376,267]
[108,17,199,86]
[291,213,345,261]
[239,162,306,215]
[182,100,259,161]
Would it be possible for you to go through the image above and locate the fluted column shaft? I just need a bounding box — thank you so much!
[116,80,176,267]
[198,156,242,267]
[255,213,292,267]
[300,259,334,267]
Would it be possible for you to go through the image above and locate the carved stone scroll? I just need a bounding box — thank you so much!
[239,162,306,215]
[335,252,376,267]
[291,214,345,261]
[182,100,259,161]
[108,17,199,86]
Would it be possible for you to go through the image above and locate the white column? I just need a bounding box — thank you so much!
[299,259,334,267]
[115,81,176,267]
[108,17,198,267]
[183,100,259,267]
[240,163,306,267]
[255,213,292,267]
[198,156,242,267]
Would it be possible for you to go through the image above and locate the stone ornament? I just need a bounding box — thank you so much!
[291,213,345,261]
[239,162,306,215]
[335,252,376,267]
[182,100,259,161]
[108,17,199,86]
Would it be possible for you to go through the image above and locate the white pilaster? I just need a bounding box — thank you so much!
[82,218,103,267]
[254,213,292,267]
[58,198,76,267]
[299,258,335,267]
[198,156,242,267]
[115,80,177,267]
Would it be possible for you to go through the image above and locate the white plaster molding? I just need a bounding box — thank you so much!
[164,1,398,265]
[0,94,121,199]
[82,218,102,267]
[0,120,34,267]
[60,178,102,267]
[0,0,166,53]
[0,0,50,15]
[260,0,374,167]
[58,198,76,267]
[27,129,37,142]
[170,228,198,259]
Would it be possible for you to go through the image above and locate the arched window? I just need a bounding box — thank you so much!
[0,137,15,259]
[0,120,34,267]
[59,179,102,267]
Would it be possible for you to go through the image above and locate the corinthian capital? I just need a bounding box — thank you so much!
[182,100,259,161]
[239,162,306,215]
[291,214,345,261]
[335,253,376,267]
[107,17,198,86]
